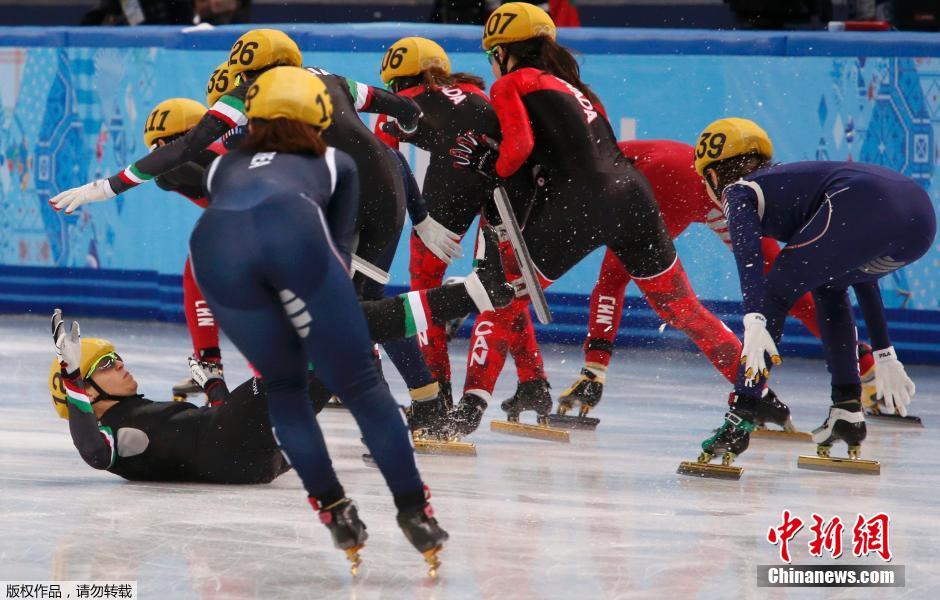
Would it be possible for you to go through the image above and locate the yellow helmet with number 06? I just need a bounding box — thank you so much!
[206,62,238,106]
[380,37,450,84]
[245,67,333,129]
[48,338,116,420]
[694,118,773,177]
[482,2,557,51]
[142,97,207,147]
[227,28,302,77]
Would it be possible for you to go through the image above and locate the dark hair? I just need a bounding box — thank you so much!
[391,68,486,93]
[707,152,771,192]
[502,36,604,111]
[240,117,327,155]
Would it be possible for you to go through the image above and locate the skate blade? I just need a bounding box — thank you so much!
[546,413,600,430]
[676,461,743,480]
[864,411,924,426]
[414,438,477,456]
[797,455,881,475]
[422,546,443,579]
[323,397,346,410]
[490,420,570,443]
[751,428,812,442]
[361,453,377,468]
[345,544,364,577]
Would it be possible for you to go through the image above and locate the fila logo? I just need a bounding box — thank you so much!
[469,320,494,366]
[440,86,467,106]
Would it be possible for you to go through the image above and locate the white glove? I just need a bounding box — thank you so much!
[188,357,224,391]
[51,309,82,376]
[873,346,915,417]
[414,215,463,264]
[49,179,116,214]
[740,313,781,386]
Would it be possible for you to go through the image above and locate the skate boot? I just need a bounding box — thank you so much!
[549,368,603,430]
[397,493,449,578]
[751,388,811,441]
[474,225,515,310]
[858,343,922,425]
[172,376,202,402]
[450,392,488,436]
[410,385,476,456]
[310,497,368,575]
[678,395,756,479]
[798,400,880,474]
[491,380,570,443]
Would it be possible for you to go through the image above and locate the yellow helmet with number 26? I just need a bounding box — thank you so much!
[227,28,302,78]
[245,67,333,129]
[694,118,773,177]
[482,2,557,51]
[142,98,207,147]
[380,37,450,84]
[206,62,238,106]
[48,338,116,420]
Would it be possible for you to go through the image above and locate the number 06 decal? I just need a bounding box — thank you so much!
[382,46,408,71]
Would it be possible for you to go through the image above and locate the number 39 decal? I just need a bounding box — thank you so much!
[696,131,727,160]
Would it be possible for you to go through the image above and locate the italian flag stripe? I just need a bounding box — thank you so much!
[350,80,372,111]
[65,383,93,413]
[403,291,430,337]
[99,425,116,467]
[209,95,248,127]
[120,164,152,185]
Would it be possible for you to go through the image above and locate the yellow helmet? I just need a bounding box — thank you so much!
[694,118,773,177]
[227,28,302,77]
[206,61,239,106]
[245,67,333,129]
[482,2,557,51]
[380,37,451,84]
[142,98,207,147]
[48,338,116,420]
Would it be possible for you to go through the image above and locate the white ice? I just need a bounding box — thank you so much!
[1,315,938,599]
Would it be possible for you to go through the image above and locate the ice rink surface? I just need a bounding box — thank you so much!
[1,315,938,599]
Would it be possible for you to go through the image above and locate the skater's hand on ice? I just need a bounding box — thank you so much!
[740,313,781,386]
[450,130,498,177]
[49,179,116,214]
[873,346,915,417]
[188,357,225,393]
[414,215,463,264]
[51,309,82,377]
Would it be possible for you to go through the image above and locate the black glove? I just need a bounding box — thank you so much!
[449,130,499,177]
[380,117,419,141]
[396,98,423,133]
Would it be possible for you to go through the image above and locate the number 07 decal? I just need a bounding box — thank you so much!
[486,12,518,36]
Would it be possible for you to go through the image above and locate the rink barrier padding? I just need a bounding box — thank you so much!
[2,266,938,365]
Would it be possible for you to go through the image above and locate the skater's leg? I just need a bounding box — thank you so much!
[409,233,452,383]
[812,285,862,399]
[762,237,820,338]
[183,256,220,359]
[583,249,631,367]
[506,300,545,383]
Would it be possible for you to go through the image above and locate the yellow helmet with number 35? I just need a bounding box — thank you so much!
[142,97,207,147]
[227,28,302,78]
[245,67,333,129]
[206,61,238,106]
[694,118,773,177]
[48,338,116,420]
[482,2,557,51]
[380,37,451,84]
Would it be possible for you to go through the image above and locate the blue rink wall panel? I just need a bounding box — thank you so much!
[1,26,939,363]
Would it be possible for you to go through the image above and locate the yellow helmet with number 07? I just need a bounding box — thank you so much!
[694,118,773,177]
[142,97,207,148]
[482,2,557,51]
[227,28,302,78]
[48,338,117,420]
[245,67,333,129]
[206,61,238,106]
[380,37,450,84]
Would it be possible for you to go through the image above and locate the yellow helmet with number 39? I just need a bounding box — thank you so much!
[482,2,557,51]
[694,118,773,177]
[380,37,451,84]
[142,97,207,147]
[227,28,302,78]
[245,67,333,129]
[206,62,238,106]
[48,338,116,420]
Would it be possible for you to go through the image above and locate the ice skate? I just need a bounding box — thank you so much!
[397,500,449,578]
[450,392,488,437]
[171,376,201,402]
[491,379,570,443]
[859,344,923,426]
[678,404,755,480]
[322,396,345,410]
[311,497,369,576]
[750,388,812,442]
[409,388,476,456]
[548,368,603,430]
[798,401,880,474]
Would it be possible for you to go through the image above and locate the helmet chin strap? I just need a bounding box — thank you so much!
[495,46,511,77]
[86,378,141,404]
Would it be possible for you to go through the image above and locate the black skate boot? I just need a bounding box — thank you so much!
[750,388,811,441]
[501,379,553,423]
[397,495,449,578]
[311,497,368,575]
[549,368,603,430]
[798,400,880,473]
[409,384,477,456]
[678,394,756,479]
[474,225,515,310]
[450,392,488,436]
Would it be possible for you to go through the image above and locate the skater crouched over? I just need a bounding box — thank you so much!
[188,67,447,575]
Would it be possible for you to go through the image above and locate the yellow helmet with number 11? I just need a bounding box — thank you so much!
[245,67,333,129]
[482,2,557,51]
[694,118,773,177]
[143,98,207,148]
[380,37,451,84]
[227,28,302,78]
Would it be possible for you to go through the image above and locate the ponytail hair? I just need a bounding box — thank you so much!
[503,36,604,111]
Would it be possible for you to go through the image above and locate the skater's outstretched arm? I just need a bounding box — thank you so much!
[722,182,767,315]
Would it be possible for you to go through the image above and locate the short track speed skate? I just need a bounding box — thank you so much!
[797,401,880,475]
[750,389,812,442]
[311,497,368,576]
[548,368,602,431]
[172,376,201,402]
[490,380,570,443]
[678,410,755,480]
[858,342,922,425]
[409,392,476,456]
[397,498,449,579]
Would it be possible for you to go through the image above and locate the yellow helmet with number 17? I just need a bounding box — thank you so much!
[482,2,557,51]
[227,28,302,78]
[245,67,333,129]
[380,37,450,84]
[142,98,207,148]
[694,118,773,177]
